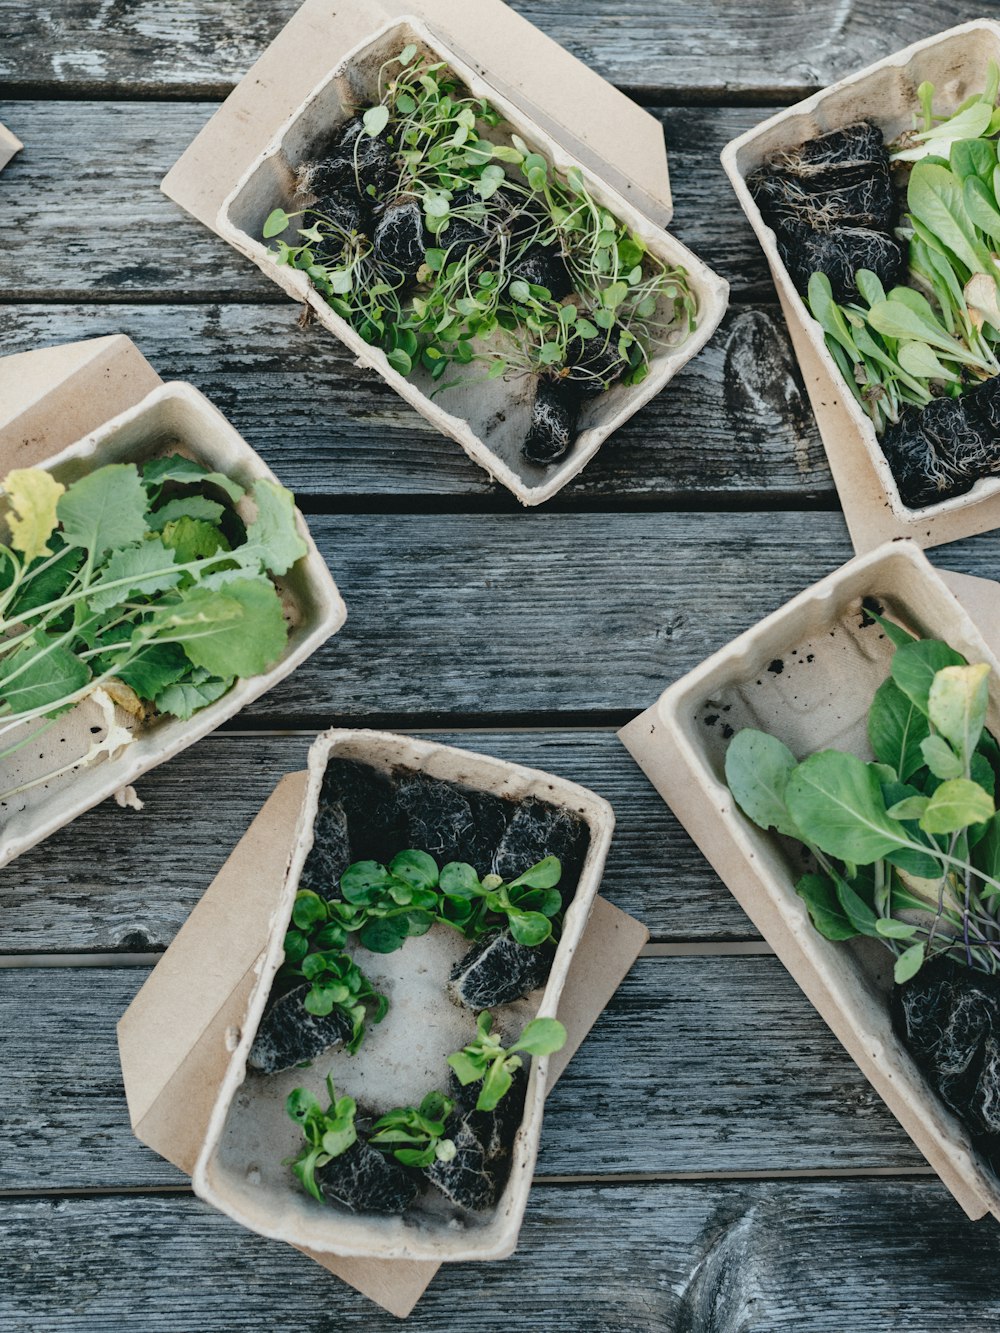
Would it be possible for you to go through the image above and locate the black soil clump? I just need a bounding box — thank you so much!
[248,984,352,1074]
[522,378,581,466]
[508,242,574,300]
[449,931,556,1010]
[424,1113,499,1211]
[451,1063,528,1170]
[565,324,629,397]
[317,1136,420,1214]
[395,773,478,866]
[298,799,351,898]
[302,117,395,203]
[373,199,426,279]
[492,796,590,886]
[880,393,1000,510]
[751,120,902,304]
[892,957,1000,1163]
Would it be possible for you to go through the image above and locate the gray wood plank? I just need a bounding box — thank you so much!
[0,730,754,951]
[0,302,827,503]
[0,956,921,1194]
[3,1180,996,1332]
[0,102,774,302]
[1,1,995,100]
[213,511,994,724]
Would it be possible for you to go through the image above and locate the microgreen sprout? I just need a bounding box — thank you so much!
[447,1012,568,1111]
[261,44,698,450]
[285,1076,359,1202]
[368,1091,458,1167]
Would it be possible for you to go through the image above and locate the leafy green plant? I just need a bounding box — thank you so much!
[263,44,696,412]
[724,617,1000,983]
[0,458,306,801]
[285,1076,359,1201]
[288,849,564,955]
[447,1011,567,1111]
[368,1091,458,1167]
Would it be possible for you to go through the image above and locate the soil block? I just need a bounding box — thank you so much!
[777,223,906,304]
[508,242,574,300]
[423,1113,498,1211]
[565,326,628,397]
[298,799,351,898]
[776,121,888,177]
[316,1137,420,1215]
[451,1063,528,1166]
[492,795,590,884]
[448,931,555,1009]
[522,378,581,466]
[892,957,1000,1163]
[248,984,352,1074]
[303,116,395,203]
[373,200,426,278]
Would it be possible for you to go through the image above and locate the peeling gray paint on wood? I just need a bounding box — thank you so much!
[3,1181,999,1331]
[1,1,998,97]
[0,958,919,1193]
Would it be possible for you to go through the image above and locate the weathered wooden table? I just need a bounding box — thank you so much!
[5,4,1000,1328]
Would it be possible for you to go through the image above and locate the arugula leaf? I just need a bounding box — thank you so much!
[148,495,226,531]
[151,577,288,679]
[57,464,149,559]
[154,668,233,720]
[87,538,181,613]
[141,454,244,504]
[0,639,90,714]
[4,469,65,563]
[232,480,308,576]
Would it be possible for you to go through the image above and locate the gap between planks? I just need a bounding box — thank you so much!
[0,943,776,968]
[0,1166,936,1202]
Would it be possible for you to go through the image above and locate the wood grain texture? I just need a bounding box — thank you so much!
[0,302,827,503]
[0,102,774,302]
[5,1180,999,1332]
[0,957,920,1194]
[138,510,990,726]
[1,1,997,98]
[0,730,755,951]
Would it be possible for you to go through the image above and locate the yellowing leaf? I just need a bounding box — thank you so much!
[4,469,65,563]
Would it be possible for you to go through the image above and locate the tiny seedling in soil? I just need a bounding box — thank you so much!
[448,1011,567,1111]
[263,44,698,469]
[723,611,1000,1169]
[368,1091,458,1167]
[754,66,1000,511]
[0,458,306,801]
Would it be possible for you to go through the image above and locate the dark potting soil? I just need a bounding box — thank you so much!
[302,116,396,203]
[423,1112,499,1211]
[508,242,574,300]
[312,188,371,243]
[752,120,902,305]
[316,1136,420,1214]
[373,199,426,279]
[522,377,580,466]
[776,222,906,304]
[565,325,629,397]
[880,391,1000,509]
[248,984,352,1074]
[448,931,556,1010]
[450,1063,529,1168]
[306,758,589,899]
[298,799,351,897]
[892,957,1000,1164]
[493,795,590,886]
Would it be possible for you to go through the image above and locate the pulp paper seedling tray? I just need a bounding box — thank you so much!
[620,540,1000,1223]
[0,123,21,172]
[217,15,728,506]
[721,20,1000,553]
[0,380,346,870]
[193,728,615,1263]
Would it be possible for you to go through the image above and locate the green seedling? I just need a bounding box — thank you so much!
[447,1011,568,1111]
[0,458,306,802]
[285,1076,359,1201]
[368,1091,458,1167]
[724,617,1000,983]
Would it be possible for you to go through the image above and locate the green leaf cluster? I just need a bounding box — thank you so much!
[264,46,697,402]
[287,848,564,961]
[724,621,1000,984]
[447,1011,567,1111]
[0,457,308,800]
[368,1091,457,1168]
[805,66,1000,436]
[284,1075,359,1201]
